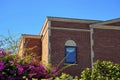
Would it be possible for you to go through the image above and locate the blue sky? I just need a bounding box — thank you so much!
[0,0,120,37]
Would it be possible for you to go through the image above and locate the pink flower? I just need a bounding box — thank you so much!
[18,66,24,74]
[39,64,45,69]
[15,62,20,67]
[0,49,6,56]
[10,70,14,74]
[0,61,5,70]
[16,63,24,75]
[53,67,57,73]
[45,74,51,78]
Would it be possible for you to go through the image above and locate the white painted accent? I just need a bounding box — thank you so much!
[91,18,120,25]
[65,40,77,46]
[90,26,94,68]
[48,21,51,64]
[47,16,101,23]
[91,25,120,30]
[40,18,48,36]
[51,27,90,32]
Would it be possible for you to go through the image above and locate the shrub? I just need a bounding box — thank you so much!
[0,49,58,80]
[50,73,79,80]
[80,60,120,80]
[0,34,58,79]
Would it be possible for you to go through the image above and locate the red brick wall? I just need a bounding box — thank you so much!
[93,28,120,64]
[24,38,42,59]
[51,21,90,29]
[50,29,91,76]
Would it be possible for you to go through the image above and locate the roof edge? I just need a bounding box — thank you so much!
[21,34,41,38]
[91,18,120,26]
[47,16,102,23]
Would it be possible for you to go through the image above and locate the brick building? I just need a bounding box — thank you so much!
[18,16,120,76]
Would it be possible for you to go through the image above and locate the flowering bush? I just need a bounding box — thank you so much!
[50,73,79,80]
[0,49,58,80]
[80,60,120,80]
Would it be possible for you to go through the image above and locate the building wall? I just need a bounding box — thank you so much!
[51,21,90,29]
[50,21,91,76]
[93,28,120,64]
[18,38,24,57]
[24,38,42,60]
[41,21,50,64]
[18,17,120,77]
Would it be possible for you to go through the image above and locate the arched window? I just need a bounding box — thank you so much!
[65,40,77,64]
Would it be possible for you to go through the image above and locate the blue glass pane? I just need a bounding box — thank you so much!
[65,47,76,63]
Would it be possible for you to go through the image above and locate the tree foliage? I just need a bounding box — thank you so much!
[0,49,58,80]
[50,73,78,80]
[80,60,120,80]
[0,33,58,79]
[0,32,20,53]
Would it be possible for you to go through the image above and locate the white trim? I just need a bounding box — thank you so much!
[92,18,120,25]
[51,27,90,32]
[91,25,120,30]
[90,26,94,68]
[48,21,51,64]
[65,40,77,46]
[40,18,48,35]
[47,16,101,23]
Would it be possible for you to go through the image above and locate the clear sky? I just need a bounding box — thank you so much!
[0,0,120,37]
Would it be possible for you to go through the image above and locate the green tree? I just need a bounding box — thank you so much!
[80,60,120,80]
[0,32,20,53]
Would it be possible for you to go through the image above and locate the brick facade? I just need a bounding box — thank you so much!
[18,17,120,77]
[93,28,120,63]
[51,21,90,29]
[24,38,42,57]
[50,29,91,76]
[18,34,42,60]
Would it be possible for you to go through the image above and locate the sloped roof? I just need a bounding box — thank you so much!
[91,18,120,26]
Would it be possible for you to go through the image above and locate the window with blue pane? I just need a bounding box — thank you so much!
[65,40,77,64]
[65,46,77,63]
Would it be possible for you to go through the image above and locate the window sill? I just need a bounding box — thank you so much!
[64,63,78,66]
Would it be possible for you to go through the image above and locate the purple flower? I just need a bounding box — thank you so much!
[22,53,26,57]
[0,49,6,56]
[15,62,20,67]
[45,74,51,78]
[52,67,58,76]
[7,78,23,80]
[53,67,57,73]
[39,64,45,69]
[18,66,24,75]
[10,70,14,74]
[15,63,24,75]
[0,61,5,70]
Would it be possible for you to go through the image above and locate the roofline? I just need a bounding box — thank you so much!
[39,16,103,36]
[39,18,48,36]
[39,16,120,36]
[21,34,41,39]
[47,16,102,23]
[91,18,120,26]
